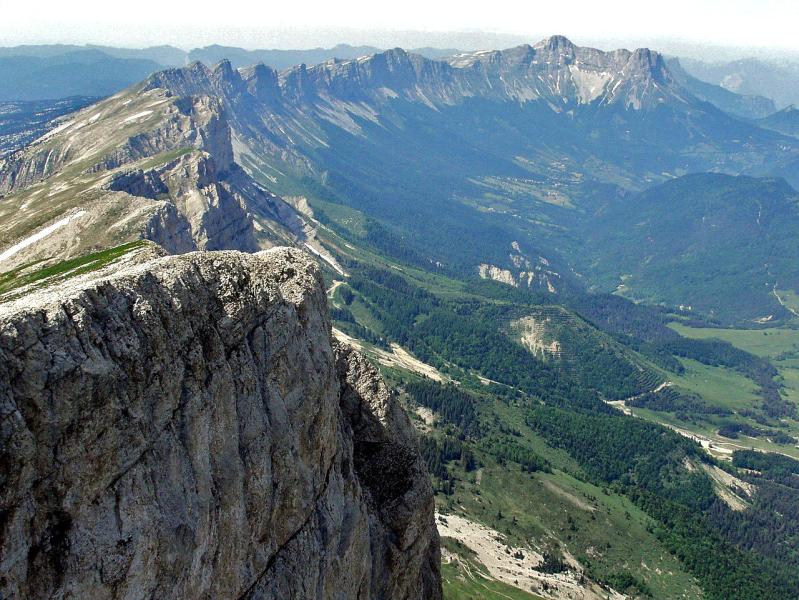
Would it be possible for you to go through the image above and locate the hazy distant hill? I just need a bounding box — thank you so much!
[0,43,460,101]
[187,43,458,69]
[681,56,799,108]
[578,173,799,322]
[0,50,162,101]
[666,57,776,119]
[757,105,799,137]
[0,44,186,66]
[0,96,97,155]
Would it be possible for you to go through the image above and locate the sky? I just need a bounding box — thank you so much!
[0,0,797,56]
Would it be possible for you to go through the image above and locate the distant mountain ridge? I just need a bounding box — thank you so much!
[0,44,186,65]
[0,50,162,101]
[2,38,794,121]
[183,36,683,110]
[187,43,459,70]
[666,57,776,119]
[681,56,799,108]
[4,36,799,322]
[576,173,799,322]
[757,105,799,137]
[0,43,459,102]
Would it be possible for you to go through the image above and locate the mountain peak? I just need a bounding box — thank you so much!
[534,35,576,52]
[630,47,665,69]
[383,47,410,60]
[212,58,234,76]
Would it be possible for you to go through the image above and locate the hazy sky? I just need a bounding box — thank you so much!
[0,0,796,54]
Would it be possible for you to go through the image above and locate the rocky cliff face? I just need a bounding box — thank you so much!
[0,247,441,600]
[0,88,303,271]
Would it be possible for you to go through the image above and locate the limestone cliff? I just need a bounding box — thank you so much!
[0,247,441,599]
[0,90,304,271]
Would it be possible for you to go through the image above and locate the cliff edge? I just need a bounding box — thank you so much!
[0,247,441,599]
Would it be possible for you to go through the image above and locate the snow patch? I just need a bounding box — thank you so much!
[567,65,612,104]
[122,110,153,123]
[0,211,86,263]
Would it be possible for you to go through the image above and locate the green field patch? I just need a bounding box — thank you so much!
[669,322,799,359]
[670,358,761,413]
[137,146,195,171]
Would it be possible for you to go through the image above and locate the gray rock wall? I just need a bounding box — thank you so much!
[0,247,441,599]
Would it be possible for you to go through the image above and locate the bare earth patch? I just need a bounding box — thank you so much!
[332,327,447,382]
[701,464,753,511]
[514,316,562,359]
[437,512,625,600]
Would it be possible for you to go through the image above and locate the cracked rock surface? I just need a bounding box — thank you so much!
[0,247,441,600]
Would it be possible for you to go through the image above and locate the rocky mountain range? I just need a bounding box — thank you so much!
[2,36,799,318]
[0,83,320,271]
[145,35,689,111]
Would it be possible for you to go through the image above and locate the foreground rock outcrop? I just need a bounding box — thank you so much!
[0,247,441,599]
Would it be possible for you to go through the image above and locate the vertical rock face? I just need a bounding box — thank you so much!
[0,247,441,600]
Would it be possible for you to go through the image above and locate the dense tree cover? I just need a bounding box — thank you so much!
[708,480,799,569]
[525,407,713,507]
[550,322,655,400]
[362,218,432,269]
[577,173,799,324]
[338,286,355,305]
[578,309,795,419]
[461,278,553,305]
[715,456,799,569]
[635,489,798,600]
[405,381,481,436]
[419,434,474,494]
[733,450,799,487]
[525,407,799,599]
[408,380,550,476]
[467,301,658,400]
[412,310,604,410]
[565,293,690,373]
[330,306,353,322]
[341,260,799,598]
[567,293,679,344]
[567,293,795,418]
[329,306,389,348]
[478,436,551,473]
[600,570,652,598]
[348,267,609,412]
[717,421,797,444]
